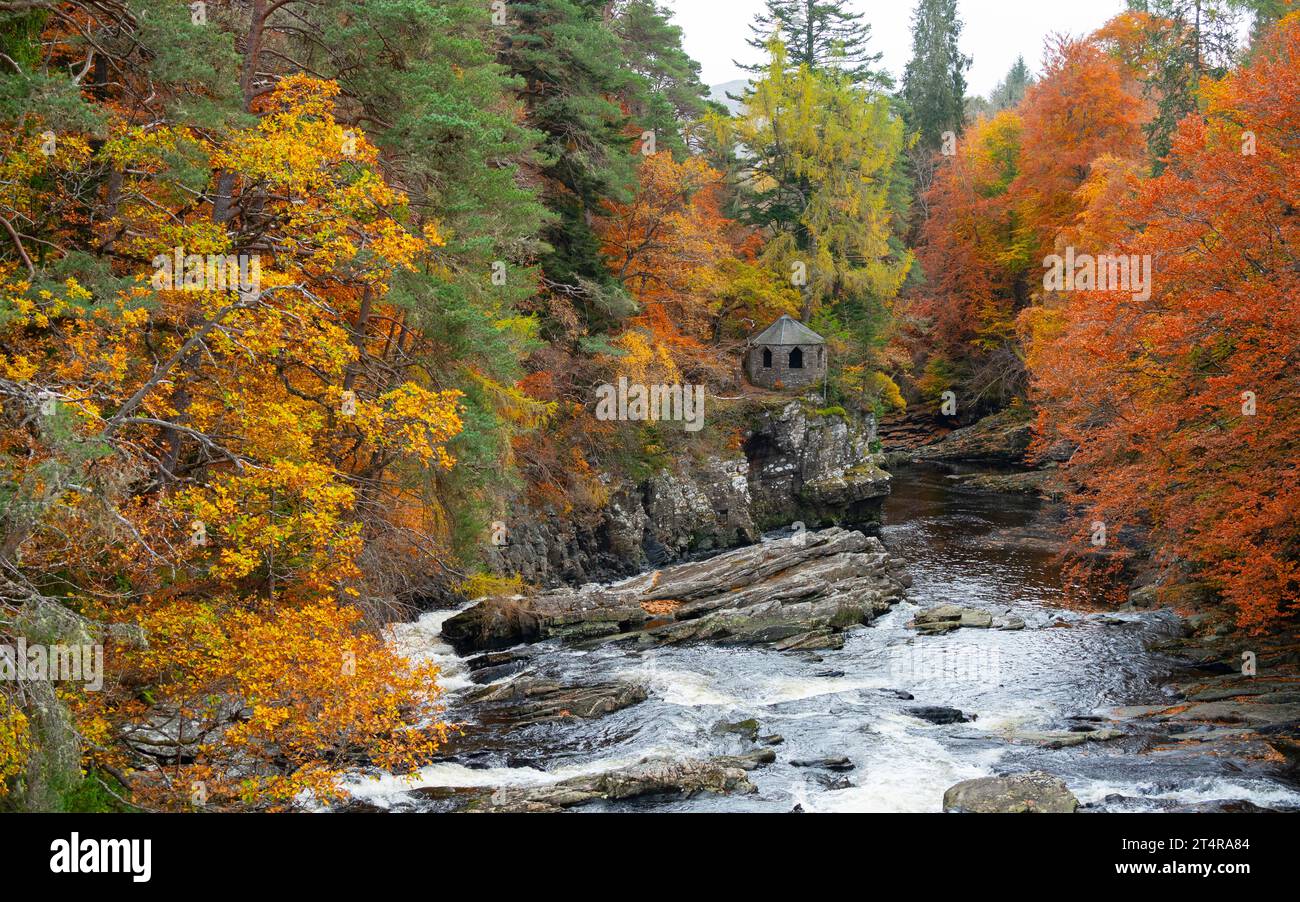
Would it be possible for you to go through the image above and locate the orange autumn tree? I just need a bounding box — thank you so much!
[1013,34,1146,259]
[1027,14,1300,628]
[596,150,803,369]
[1,75,459,808]
[906,32,1146,408]
[595,150,737,368]
[909,110,1032,404]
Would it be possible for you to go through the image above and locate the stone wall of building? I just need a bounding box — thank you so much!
[746,343,825,389]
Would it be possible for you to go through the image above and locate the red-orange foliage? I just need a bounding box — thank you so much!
[911,112,1029,379]
[1014,35,1146,259]
[907,34,1147,406]
[1028,15,1300,628]
[596,151,732,355]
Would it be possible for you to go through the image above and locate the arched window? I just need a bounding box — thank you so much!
[789,347,804,369]
[762,347,772,368]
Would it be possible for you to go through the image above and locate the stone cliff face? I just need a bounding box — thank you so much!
[487,401,891,587]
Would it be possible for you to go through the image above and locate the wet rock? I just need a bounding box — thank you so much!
[949,468,1057,496]
[910,604,995,635]
[975,522,1067,556]
[1165,700,1300,728]
[1092,795,1281,814]
[1191,661,1238,675]
[1007,728,1124,748]
[464,649,534,684]
[908,706,974,725]
[715,749,777,770]
[465,649,533,671]
[466,756,764,812]
[943,772,1080,813]
[791,756,854,771]
[441,592,646,655]
[879,689,915,701]
[1188,681,1298,702]
[465,677,647,726]
[997,616,1026,631]
[813,773,854,790]
[713,718,761,743]
[772,629,846,651]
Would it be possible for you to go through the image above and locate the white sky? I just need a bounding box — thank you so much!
[660,0,1129,97]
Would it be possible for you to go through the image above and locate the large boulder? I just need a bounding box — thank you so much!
[943,772,1080,813]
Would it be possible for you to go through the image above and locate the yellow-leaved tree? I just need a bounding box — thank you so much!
[1,75,460,809]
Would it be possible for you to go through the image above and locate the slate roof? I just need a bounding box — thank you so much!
[751,314,825,345]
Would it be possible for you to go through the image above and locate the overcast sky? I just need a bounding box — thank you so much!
[659,0,1129,97]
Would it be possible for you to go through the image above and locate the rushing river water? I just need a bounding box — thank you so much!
[344,465,1300,812]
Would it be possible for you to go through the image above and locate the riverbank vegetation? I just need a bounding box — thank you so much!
[0,0,1295,809]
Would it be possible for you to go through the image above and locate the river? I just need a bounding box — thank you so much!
[342,464,1300,812]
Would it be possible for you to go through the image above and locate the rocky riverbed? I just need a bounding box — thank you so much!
[338,463,1300,814]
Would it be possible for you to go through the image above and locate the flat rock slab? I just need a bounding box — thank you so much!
[910,605,996,634]
[910,408,1035,463]
[1007,728,1124,748]
[1166,701,1300,728]
[443,528,908,654]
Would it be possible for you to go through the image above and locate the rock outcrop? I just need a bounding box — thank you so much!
[444,527,909,655]
[485,401,889,587]
[908,406,1036,464]
[745,402,891,529]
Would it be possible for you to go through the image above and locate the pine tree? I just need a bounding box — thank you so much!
[989,56,1034,111]
[901,0,971,150]
[613,0,712,158]
[497,0,642,330]
[1124,0,1245,167]
[742,0,891,87]
[285,0,553,557]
